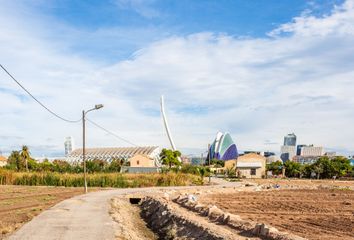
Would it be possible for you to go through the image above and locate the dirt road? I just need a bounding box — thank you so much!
[8,179,240,240]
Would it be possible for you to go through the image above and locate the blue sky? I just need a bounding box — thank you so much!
[21,0,344,62]
[0,0,353,157]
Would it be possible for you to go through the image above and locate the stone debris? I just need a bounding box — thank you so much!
[173,195,307,240]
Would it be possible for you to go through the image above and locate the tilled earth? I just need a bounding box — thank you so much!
[0,185,84,239]
[199,189,354,240]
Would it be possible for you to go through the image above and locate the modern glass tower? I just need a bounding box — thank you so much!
[284,133,296,146]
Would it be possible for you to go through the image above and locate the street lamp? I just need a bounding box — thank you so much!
[82,104,104,193]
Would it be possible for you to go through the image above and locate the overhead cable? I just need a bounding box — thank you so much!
[0,64,81,123]
[86,118,139,147]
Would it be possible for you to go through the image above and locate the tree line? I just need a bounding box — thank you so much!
[5,147,124,173]
[267,156,353,179]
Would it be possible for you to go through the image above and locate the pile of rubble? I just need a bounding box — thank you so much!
[173,194,306,240]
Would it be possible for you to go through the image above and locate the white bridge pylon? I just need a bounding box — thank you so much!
[160,95,181,161]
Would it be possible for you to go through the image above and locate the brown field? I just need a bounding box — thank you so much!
[245,178,354,189]
[199,188,354,240]
[0,185,85,239]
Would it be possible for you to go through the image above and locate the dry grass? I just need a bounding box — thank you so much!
[0,170,200,188]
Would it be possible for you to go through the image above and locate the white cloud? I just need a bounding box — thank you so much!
[269,0,354,37]
[0,1,353,157]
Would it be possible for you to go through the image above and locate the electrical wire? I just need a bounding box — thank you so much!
[0,64,81,123]
[86,118,139,147]
[1,64,139,146]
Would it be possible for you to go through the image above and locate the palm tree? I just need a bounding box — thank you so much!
[20,145,30,172]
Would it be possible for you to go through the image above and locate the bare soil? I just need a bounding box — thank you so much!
[245,178,354,189]
[0,185,84,239]
[110,197,157,240]
[199,188,354,240]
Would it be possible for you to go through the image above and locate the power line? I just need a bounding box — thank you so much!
[0,64,81,123]
[86,118,139,147]
[1,64,139,146]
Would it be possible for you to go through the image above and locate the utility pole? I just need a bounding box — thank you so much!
[82,104,104,194]
[82,110,87,193]
[208,144,211,183]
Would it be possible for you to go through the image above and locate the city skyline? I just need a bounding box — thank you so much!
[0,0,353,157]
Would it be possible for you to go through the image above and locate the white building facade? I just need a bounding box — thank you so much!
[64,136,75,156]
[300,146,324,157]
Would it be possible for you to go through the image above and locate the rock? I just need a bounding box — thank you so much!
[188,194,197,202]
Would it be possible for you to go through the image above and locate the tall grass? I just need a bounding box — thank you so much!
[0,169,200,188]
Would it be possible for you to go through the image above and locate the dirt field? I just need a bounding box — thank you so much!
[199,188,354,240]
[0,185,84,239]
[245,178,354,189]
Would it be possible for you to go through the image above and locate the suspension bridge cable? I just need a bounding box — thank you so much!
[86,118,139,147]
[0,64,81,123]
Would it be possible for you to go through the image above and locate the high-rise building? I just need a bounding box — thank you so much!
[296,144,306,155]
[280,145,296,162]
[64,136,75,156]
[284,133,296,146]
[300,145,323,157]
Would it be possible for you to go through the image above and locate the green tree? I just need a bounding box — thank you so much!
[197,167,206,184]
[7,150,23,171]
[107,158,124,172]
[312,157,333,179]
[53,160,72,173]
[20,145,30,172]
[330,156,351,177]
[210,159,225,167]
[266,161,283,175]
[38,159,54,172]
[284,161,302,178]
[86,159,107,173]
[28,158,39,171]
[159,148,181,169]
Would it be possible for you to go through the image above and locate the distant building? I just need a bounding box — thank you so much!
[266,155,282,164]
[129,154,156,167]
[191,157,205,165]
[324,152,336,157]
[296,144,306,156]
[64,136,75,156]
[280,145,296,162]
[243,151,261,155]
[293,156,321,165]
[284,133,296,146]
[235,153,266,178]
[208,132,238,161]
[66,146,161,166]
[300,145,323,156]
[0,155,7,167]
[263,151,275,157]
[180,155,191,164]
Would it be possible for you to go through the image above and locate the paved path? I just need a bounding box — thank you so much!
[8,178,241,240]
